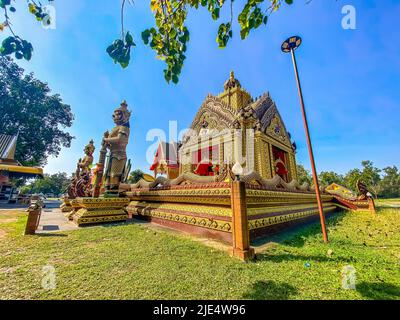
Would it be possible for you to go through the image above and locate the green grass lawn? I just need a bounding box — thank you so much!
[0,201,399,300]
[376,198,400,208]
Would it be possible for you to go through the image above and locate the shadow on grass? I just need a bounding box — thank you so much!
[243,280,297,300]
[42,225,60,231]
[36,233,68,237]
[255,252,353,264]
[252,210,347,248]
[356,282,400,300]
[79,220,136,229]
[329,239,400,249]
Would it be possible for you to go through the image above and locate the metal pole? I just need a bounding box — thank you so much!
[290,48,329,243]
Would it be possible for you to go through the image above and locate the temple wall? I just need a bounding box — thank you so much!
[125,182,339,244]
[245,185,336,238]
[126,183,233,243]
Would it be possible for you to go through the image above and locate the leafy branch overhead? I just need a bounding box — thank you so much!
[0,0,54,60]
[0,0,295,83]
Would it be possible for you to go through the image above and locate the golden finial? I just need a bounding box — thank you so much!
[224,70,241,91]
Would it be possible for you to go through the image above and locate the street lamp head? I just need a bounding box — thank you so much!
[281,36,302,53]
[232,161,244,181]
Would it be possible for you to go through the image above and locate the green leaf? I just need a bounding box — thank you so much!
[15,51,23,59]
[172,74,179,84]
[238,11,248,27]
[164,69,172,82]
[212,8,220,20]
[141,29,151,45]
[240,27,249,40]
[0,0,11,9]
[169,28,177,38]
[125,31,134,46]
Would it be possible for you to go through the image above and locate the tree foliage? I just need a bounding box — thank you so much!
[343,161,381,197]
[0,56,74,166]
[318,171,344,187]
[0,0,55,61]
[297,161,399,199]
[343,168,361,192]
[20,172,70,195]
[379,166,400,198]
[296,164,312,186]
[1,0,296,83]
[128,169,144,184]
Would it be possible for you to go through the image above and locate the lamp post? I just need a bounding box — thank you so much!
[281,36,328,243]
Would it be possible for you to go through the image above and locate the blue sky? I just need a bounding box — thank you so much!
[6,0,400,176]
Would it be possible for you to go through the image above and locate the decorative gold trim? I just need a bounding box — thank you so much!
[131,205,232,233]
[75,208,126,218]
[127,201,232,218]
[74,214,127,225]
[247,202,336,216]
[249,205,337,230]
[73,197,130,209]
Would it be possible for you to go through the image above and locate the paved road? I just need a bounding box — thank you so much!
[42,200,62,209]
[0,199,61,210]
[37,203,79,233]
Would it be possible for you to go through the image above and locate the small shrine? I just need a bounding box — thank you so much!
[149,141,179,179]
[178,71,298,182]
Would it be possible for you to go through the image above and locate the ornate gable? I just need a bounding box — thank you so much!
[265,110,292,148]
[190,95,238,132]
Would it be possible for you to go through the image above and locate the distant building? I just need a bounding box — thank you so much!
[0,133,43,202]
[150,141,179,179]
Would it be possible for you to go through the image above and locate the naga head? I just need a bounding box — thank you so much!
[113,100,131,127]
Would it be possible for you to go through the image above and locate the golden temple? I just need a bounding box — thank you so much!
[62,72,375,261]
[178,71,297,181]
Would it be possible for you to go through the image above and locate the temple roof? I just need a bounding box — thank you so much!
[187,72,294,150]
[0,164,43,178]
[150,141,179,171]
[0,133,44,179]
[0,133,17,160]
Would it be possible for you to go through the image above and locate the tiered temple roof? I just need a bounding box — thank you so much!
[0,133,43,179]
[187,71,295,151]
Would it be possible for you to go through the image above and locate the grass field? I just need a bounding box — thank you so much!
[375,198,400,208]
[0,200,399,300]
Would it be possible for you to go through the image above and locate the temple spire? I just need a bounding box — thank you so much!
[219,70,251,110]
[224,70,241,91]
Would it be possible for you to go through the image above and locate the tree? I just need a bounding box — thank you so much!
[21,172,71,196]
[318,171,344,187]
[1,0,298,83]
[359,160,381,198]
[343,161,381,197]
[128,169,144,184]
[296,164,312,186]
[379,166,400,198]
[0,56,74,166]
[343,168,361,192]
